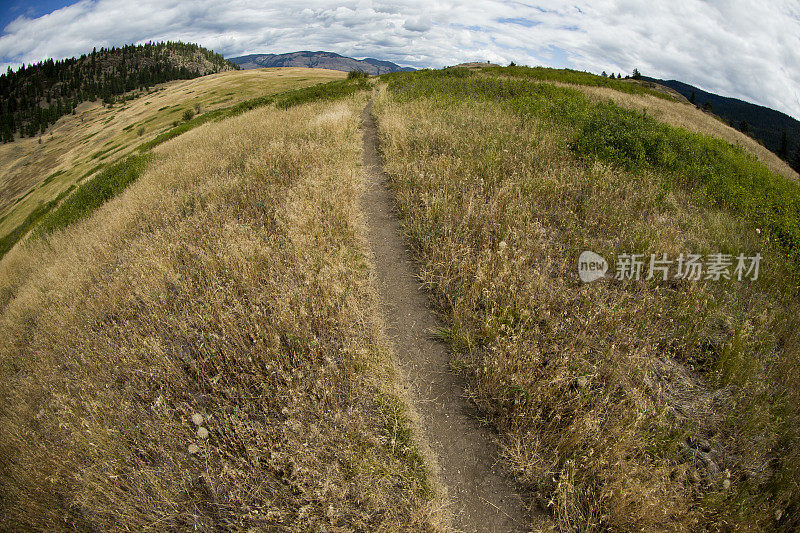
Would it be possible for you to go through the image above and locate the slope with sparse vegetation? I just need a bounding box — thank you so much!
[372,66,800,530]
[0,68,349,262]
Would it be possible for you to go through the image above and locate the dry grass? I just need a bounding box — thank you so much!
[0,96,439,531]
[0,68,346,239]
[373,89,800,531]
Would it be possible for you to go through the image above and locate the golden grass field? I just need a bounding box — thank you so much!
[2,62,799,532]
[0,91,441,530]
[373,82,799,530]
[0,68,346,240]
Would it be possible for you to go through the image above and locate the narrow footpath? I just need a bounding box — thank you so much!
[361,98,548,533]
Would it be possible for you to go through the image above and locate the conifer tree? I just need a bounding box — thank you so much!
[794,143,800,172]
[739,120,749,134]
[778,130,789,160]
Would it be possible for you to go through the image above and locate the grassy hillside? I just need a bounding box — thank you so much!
[373,67,800,530]
[572,83,799,183]
[0,41,237,141]
[462,65,798,183]
[0,68,347,259]
[0,88,440,530]
[643,76,800,172]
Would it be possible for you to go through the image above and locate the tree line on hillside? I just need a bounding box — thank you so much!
[766,129,800,173]
[0,41,237,143]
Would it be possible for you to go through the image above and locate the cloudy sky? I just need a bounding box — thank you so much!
[1,0,799,119]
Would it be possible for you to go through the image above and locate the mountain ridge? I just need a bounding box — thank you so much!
[228,51,414,74]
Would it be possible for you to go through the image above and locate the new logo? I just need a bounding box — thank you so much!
[578,250,608,283]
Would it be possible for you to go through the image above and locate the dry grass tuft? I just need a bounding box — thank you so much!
[0,96,439,531]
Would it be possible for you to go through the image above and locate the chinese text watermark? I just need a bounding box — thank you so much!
[578,251,761,283]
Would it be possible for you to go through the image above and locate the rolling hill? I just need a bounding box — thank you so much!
[374,65,800,530]
[228,51,414,74]
[0,42,239,143]
[0,67,347,261]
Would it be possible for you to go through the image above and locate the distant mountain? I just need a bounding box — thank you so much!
[0,41,237,142]
[228,51,414,75]
[642,76,800,171]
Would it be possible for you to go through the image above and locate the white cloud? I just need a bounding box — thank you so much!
[1,0,799,119]
[403,17,431,32]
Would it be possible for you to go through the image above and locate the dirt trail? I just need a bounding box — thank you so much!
[360,99,549,532]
